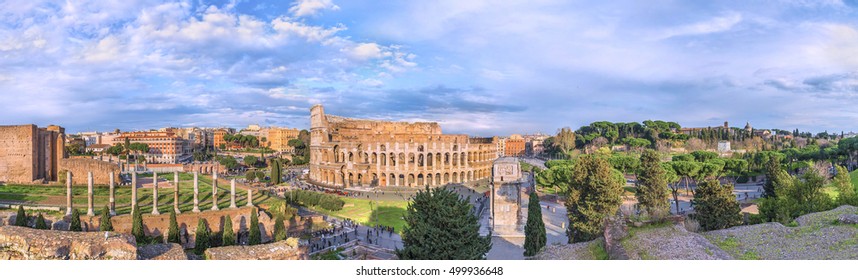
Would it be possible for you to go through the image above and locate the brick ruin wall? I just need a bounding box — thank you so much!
[59,158,120,185]
[0,125,37,184]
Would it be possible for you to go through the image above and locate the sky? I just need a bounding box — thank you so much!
[2,0,858,137]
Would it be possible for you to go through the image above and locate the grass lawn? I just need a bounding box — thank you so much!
[312,196,409,234]
[823,170,858,200]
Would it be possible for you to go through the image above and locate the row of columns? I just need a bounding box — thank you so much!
[65,170,253,217]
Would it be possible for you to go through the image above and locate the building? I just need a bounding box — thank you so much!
[0,124,66,183]
[504,134,525,157]
[113,131,188,164]
[496,137,506,157]
[491,157,525,236]
[308,105,498,188]
[268,127,301,153]
[213,128,233,150]
[717,141,731,153]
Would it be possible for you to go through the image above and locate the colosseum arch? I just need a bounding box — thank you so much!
[417,174,424,185]
[427,153,433,167]
[418,154,424,167]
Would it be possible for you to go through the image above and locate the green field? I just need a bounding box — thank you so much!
[824,170,858,199]
[311,196,409,234]
[0,172,276,215]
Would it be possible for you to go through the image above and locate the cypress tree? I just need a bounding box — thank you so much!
[834,165,858,206]
[14,205,27,227]
[693,180,742,231]
[397,187,491,260]
[194,218,210,255]
[35,213,48,230]
[167,210,180,243]
[273,215,287,242]
[271,159,281,185]
[69,209,82,232]
[249,208,261,245]
[99,205,113,231]
[131,205,145,242]
[523,192,547,257]
[763,157,782,198]
[636,149,670,217]
[565,154,624,242]
[222,215,235,246]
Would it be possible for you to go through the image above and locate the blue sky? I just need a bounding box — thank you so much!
[2,0,858,136]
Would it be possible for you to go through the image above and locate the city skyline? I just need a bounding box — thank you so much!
[3,0,858,135]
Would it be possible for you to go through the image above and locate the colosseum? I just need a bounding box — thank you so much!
[309,105,498,188]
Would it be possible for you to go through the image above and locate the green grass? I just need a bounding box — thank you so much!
[312,197,409,234]
[588,240,609,260]
[739,250,759,260]
[714,237,740,252]
[824,170,858,200]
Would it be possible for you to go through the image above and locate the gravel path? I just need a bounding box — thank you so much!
[532,238,603,260]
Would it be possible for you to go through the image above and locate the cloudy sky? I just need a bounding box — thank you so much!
[2,0,858,136]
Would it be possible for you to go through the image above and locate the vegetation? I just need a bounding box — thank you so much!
[273,216,287,242]
[100,205,113,231]
[833,165,858,206]
[636,149,669,216]
[249,208,261,245]
[270,158,282,185]
[167,211,180,243]
[222,215,235,246]
[14,205,27,227]
[523,192,547,257]
[131,205,144,241]
[283,189,345,211]
[194,218,210,255]
[34,213,48,230]
[565,155,624,242]
[69,209,82,231]
[397,187,491,260]
[692,180,742,230]
[759,170,834,224]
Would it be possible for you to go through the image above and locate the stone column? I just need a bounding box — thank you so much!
[246,189,253,207]
[211,172,219,211]
[87,172,94,216]
[173,171,181,214]
[66,171,73,216]
[151,172,160,215]
[192,172,201,213]
[131,172,138,213]
[229,179,237,209]
[109,172,116,215]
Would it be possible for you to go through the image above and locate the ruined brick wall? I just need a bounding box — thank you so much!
[0,125,37,183]
[309,104,498,188]
[59,158,120,185]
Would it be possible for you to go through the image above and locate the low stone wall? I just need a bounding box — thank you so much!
[0,225,137,260]
[58,158,120,185]
[138,243,188,260]
[204,238,307,260]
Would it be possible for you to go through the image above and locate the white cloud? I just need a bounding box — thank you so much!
[658,13,743,40]
[346,43,383,60]
[289,0,340,17]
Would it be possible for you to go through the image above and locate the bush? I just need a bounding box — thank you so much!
[69,209,82,232]
[100,205,113,231]
[34,214,48,230]
[222,215,235,246]
[167,211,180,243]
[194,218,210,255]
[273,216,287,242]
[131,205,145,242]
[249,208,261,245]
[14,205,27,227]
[285,190,345,211]
[736,176,749,184]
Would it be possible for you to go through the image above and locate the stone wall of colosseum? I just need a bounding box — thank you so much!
[309,105,499,188]
[58,158,121,185]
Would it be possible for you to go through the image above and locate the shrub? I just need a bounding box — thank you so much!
[131,205,145,242]
[100,205,113,231]
[249,208,261,245]
[69,209,82,232]
[34,213,48,230]
[194,218,210,255]
[167,211,180,243]
[736,176,749,184]
[222,215,235,246]
[273,216,287,242]
[15,205,27,227]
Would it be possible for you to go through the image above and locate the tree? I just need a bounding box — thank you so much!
[243,155,258,167]
[249,208,261,245]
[671,160,701,196]
[131,205,145,242]
[636,149,669,216]
[194,218,210,255]
[663,162,681,214]
[691,151,718,162]
[724,159,749,183]
[69,209,82,232]
[608,153,640,175]
[100,205,113,231]
[14,205,27,227]
[693,180,742,230]
[246,171,259,182]
[834,165,858,206]
[222,215,235,246]
[273,216,287,242]
[35,213,48,230]
[168,211,180,243]
[270,158,282,185]
[523,192,547,257]
[397,187,491,260]
[565,155,624,242]
[763,156,783,198]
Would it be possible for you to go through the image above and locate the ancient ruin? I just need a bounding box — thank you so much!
[309,104,499,188]
[0,124,65,184]
[490,157,526,236]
